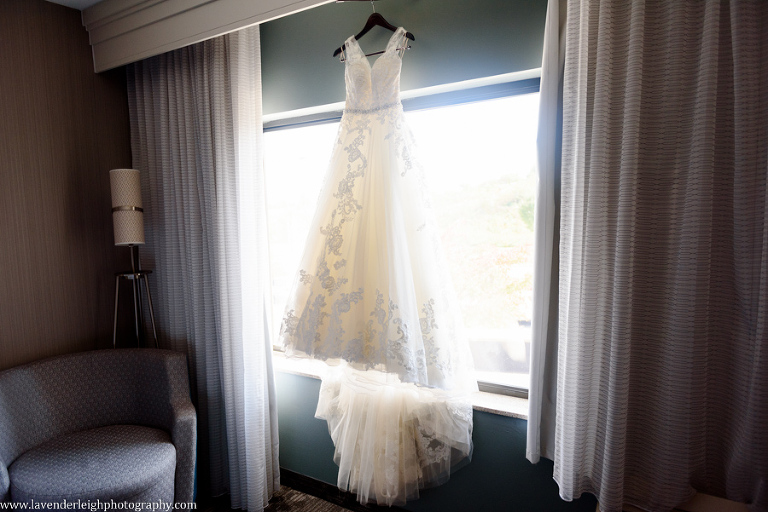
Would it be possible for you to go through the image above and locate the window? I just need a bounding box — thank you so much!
[264,78,539,396]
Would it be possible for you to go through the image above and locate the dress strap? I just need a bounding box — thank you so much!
[385,27,408,58]
[343,35,364,62]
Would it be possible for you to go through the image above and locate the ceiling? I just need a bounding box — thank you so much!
[47,0,104,11]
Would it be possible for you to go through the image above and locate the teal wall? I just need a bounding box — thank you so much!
[276,372,596,511]
[266,2,591,509]
[260,0,547,114]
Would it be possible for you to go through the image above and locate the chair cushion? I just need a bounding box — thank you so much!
[9,425,176,504]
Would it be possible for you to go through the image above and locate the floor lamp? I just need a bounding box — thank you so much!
[110,168,158,348]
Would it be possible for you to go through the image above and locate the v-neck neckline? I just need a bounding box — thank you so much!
[346,27,405,69]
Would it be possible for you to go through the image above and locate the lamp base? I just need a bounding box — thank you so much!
[112,245,158,348]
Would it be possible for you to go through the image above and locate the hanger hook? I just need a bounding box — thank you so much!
[370,0,375,13]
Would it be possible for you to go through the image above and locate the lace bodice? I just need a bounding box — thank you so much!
[343,27,408,111]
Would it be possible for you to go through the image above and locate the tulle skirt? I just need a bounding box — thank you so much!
[315,363,473,506]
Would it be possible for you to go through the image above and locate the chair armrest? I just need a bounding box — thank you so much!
[169,401,197,503]
[132,351,197,504]
[1,462,9,502]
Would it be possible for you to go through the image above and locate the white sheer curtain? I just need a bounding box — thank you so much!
[528,1,768,511]
[527,0,566,465]
[127,25,279,511]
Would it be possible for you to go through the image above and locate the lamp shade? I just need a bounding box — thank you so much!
[110,168,145,246]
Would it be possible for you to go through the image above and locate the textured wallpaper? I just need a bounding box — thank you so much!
[0,0,132,370]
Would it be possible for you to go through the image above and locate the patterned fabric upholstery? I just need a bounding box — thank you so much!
[0,349,196,504]
[10,425,175,507]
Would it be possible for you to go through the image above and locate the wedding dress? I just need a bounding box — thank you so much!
[278,27,477,506]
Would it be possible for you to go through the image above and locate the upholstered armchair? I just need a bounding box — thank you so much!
[0,349,196,506]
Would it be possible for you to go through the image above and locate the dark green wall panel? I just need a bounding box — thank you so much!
[260,0,547,114]
[275,371,340,479]
[276,372,597,512]
[268,3,585,509]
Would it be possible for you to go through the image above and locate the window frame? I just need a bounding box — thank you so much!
[264,71,541,400]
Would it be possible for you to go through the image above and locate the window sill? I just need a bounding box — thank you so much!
[272,351,528,420]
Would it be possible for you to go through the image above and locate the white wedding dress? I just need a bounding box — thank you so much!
[279,27,477,506]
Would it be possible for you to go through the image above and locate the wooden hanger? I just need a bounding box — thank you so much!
[332,1,415,58]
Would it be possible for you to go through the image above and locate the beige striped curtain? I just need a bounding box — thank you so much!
[529,1,768,511]
[126,26,279,511]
